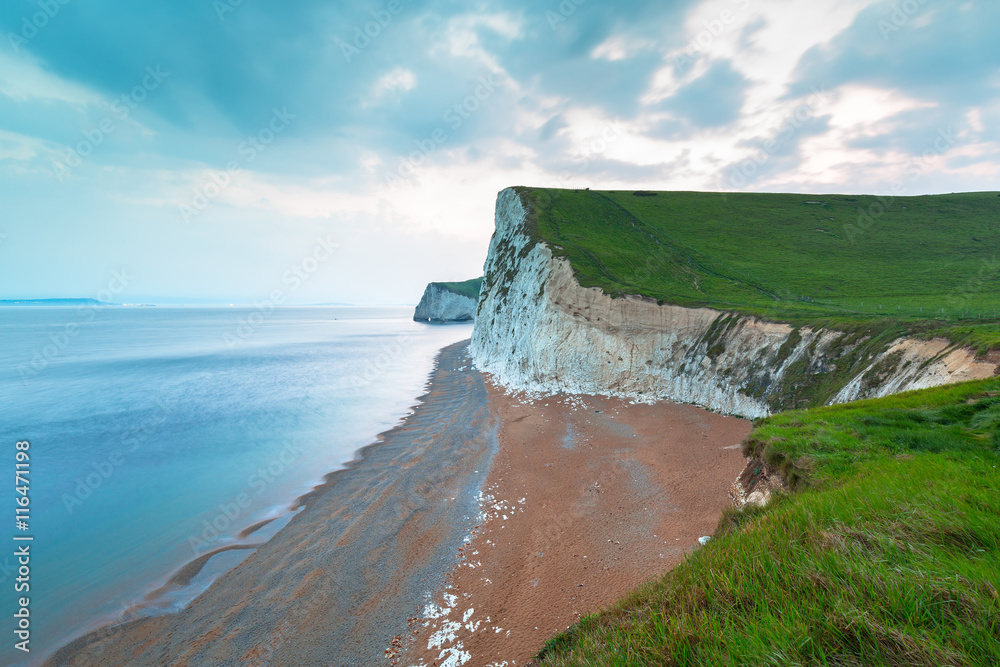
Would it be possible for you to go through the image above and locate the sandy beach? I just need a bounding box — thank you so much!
[401,384,751,667]
[48,340,750,666]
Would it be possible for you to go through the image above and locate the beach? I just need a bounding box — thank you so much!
[48,340,750,666]
[401,382,752,666]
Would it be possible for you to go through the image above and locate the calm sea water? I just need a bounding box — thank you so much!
[0,306,472,665]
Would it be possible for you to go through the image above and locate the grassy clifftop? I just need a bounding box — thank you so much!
[517,187,1000,353]
[432,277,483,300]
[535,378,1000,666]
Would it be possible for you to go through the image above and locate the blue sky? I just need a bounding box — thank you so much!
[1,0,997,304]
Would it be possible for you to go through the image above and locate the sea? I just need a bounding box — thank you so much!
[0,306,473,665]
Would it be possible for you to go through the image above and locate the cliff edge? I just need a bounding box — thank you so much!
[471,188,997,418]
[414,278,482,323]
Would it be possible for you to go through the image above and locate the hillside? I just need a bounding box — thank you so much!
[473,188,997,417]
[517,188,1000,354]
[533,378,1000,666]
[413,278,482,323]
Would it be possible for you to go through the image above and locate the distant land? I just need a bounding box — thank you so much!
[0,298,118,306]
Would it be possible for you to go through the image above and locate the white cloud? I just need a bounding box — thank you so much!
[590,33,658,62]
[369,67,417,103]
[0,128,46,161]
[0,52,102,107]
[432,11,523,74]
[826,85,935,135]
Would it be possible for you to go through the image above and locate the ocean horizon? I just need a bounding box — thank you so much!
[0,305,471,665]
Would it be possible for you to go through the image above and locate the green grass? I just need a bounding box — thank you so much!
[433,277,483,299]
[517,187,1000,350]
[534,378,1000,666]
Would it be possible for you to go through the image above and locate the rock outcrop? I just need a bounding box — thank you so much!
[471,188,998,418]
[414,280,481,323]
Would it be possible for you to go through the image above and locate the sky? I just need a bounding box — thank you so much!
[0,0,997,304]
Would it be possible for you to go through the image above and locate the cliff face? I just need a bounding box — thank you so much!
[471,188,997,418]
[414,283,478,323]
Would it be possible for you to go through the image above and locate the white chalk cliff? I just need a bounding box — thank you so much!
[471,188,997,418]
[414,283,478,323]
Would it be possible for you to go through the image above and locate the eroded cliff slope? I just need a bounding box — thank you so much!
[414,279,482,323]
[471,188,997,418]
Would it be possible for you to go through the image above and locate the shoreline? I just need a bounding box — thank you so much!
[47,340,499,666]
[143,544,263,601]
[47,339,752,666]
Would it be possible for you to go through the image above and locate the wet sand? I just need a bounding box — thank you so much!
[48,341,751,666]
[402,386,752,667]
[145,545,262,600]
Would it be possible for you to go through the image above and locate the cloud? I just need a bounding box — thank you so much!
[661,59,749,128]
[0,0,997,302]
[777,0,1000,190]
[791,1,1000,104]
[537,113,567,142]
